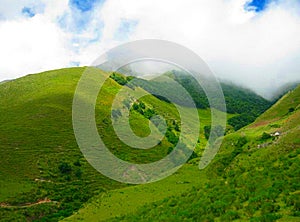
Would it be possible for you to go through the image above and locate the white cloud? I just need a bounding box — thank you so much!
[0,16,72,80]
[0,0,300,98]
[98,0,300,98]
[0,0,75,80]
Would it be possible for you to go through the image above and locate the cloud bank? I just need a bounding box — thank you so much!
[0,0,300,98]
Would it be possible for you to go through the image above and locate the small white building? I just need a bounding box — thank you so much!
[274,132,280,136]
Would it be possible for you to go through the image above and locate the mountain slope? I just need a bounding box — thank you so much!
[0,66,296,221]
[75,85,300,221]
[0,67,180,221]
[167,70,271,114]
[0,67,228,221]
[0,67,126,221]
[129,70,271,130]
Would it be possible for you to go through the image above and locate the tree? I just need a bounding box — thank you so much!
[228,113,256,131]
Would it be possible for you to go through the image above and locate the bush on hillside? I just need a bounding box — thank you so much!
[261,132,272,140]
[58,162,72,174]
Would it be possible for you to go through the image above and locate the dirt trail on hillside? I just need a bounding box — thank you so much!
[0,198,57,208]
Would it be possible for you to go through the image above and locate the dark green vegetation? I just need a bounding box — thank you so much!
[0,67,298,221]
[65,84,300,221]
[174,71,271,131]
[124,70,272,131]
[166,70,271,113]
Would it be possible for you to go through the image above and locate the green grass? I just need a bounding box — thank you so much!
[0,67,223,221]
[0,179,33,202]
[66,84,300,221]
[0,67,128,220]
[1,66,297,221]
[62,164,206,222]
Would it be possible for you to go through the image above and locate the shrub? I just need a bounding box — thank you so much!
[139,101,145,109]
[261,132,272,140]
[73,159,81,167]
[58,162,72,174]
[144,108,155,119]
[166,130,179,145]
[132,103,139,110]
[288,107,295,113]
[236,136,247,147]
[110,72,127,85]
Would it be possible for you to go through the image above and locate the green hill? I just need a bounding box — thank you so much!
[165,70,271,114]
[0,67,230,221]
[0,67,125,221]
[115,70,272,131]
[67,85,300,221]
[0,66,297,221]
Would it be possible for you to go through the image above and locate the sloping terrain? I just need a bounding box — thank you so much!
[130,70,271,130]
[0,67,294,221]
[0,67,229,221]
[67,85,300,221]
[0,67,125,221]
[0,67,185,221]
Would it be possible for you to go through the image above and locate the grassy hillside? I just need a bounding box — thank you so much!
[119,70,271,131]
[68,85,300,221]
[0,67,233,221]
[0,66,295,221]
[0,67,125,221]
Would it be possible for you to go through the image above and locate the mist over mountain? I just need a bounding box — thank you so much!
[268,81,300,101]
[117,61,300,100]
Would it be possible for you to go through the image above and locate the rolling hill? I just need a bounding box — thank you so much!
[64,85,300,221]
[0,67,297,221]
[86,86,300,221]
[110,70,272,131]
[0,67,226,221]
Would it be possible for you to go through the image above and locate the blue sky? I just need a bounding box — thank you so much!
[114,19,138,41]
[69,0,104,12]
[0,0,300,98]
[245,0,270,12]
[22,7,36,18]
